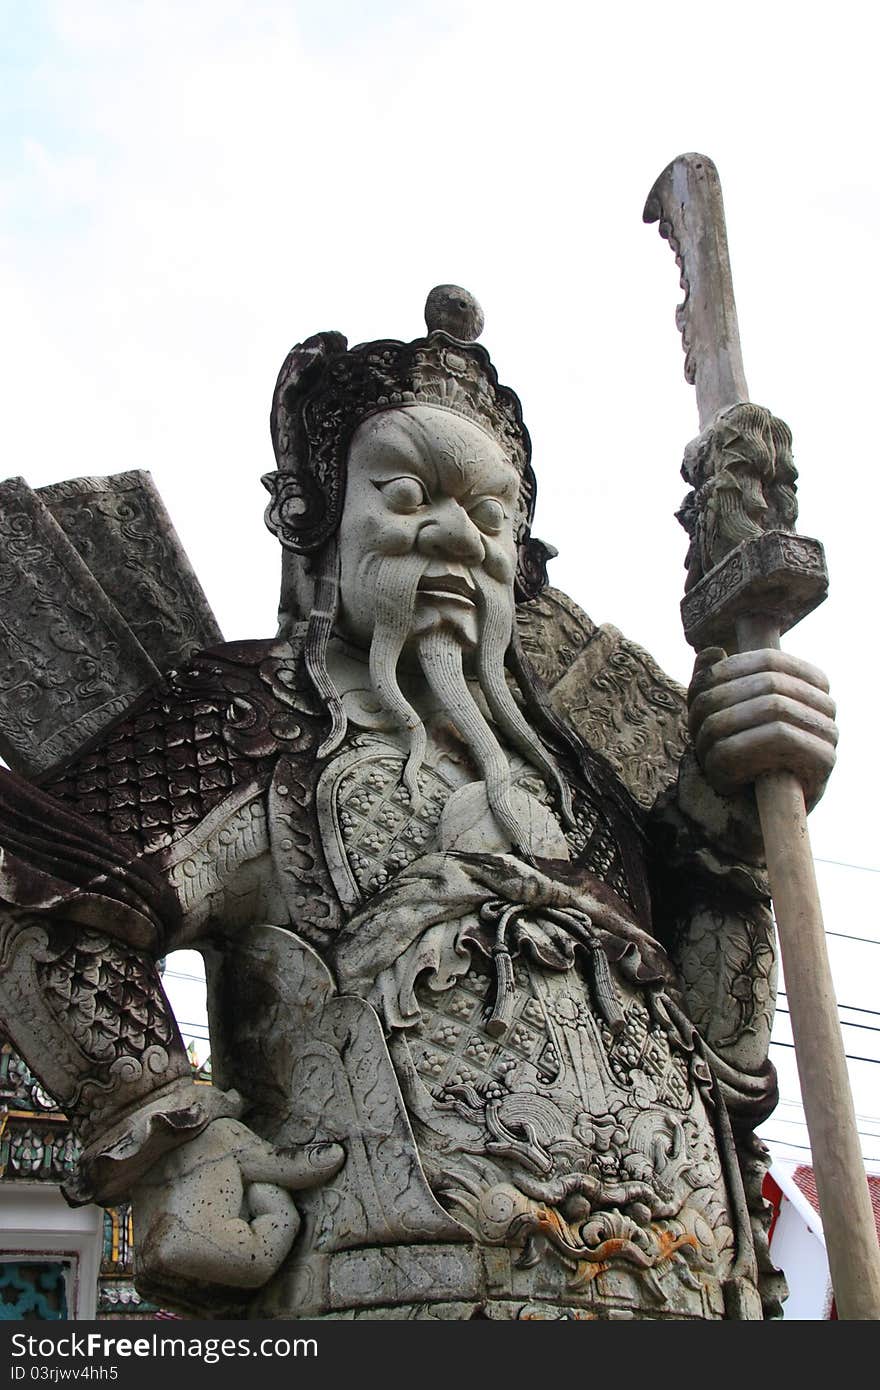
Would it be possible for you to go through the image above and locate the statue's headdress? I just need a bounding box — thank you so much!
[263,286,555,602]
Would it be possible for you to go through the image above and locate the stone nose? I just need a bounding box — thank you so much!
[418,500,484,564]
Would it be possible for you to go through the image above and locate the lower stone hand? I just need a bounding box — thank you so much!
[131,1116,343,1310]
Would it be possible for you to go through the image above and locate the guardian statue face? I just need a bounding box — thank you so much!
[337,405,520,654]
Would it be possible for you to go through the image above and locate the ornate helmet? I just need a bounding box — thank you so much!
[262,286,555,602]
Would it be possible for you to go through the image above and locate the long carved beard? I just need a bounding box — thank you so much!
[417,625,530,856]
[368,553,429,807]
[471,570,574,828]
[366,556,570,855]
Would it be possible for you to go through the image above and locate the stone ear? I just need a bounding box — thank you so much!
[261,469,331,553]
[515,535,557,604]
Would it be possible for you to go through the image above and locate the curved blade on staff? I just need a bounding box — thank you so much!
[644,153,749,427]
[645,153,880,1320]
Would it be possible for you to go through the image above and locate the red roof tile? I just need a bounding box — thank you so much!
[793,1165,880,1243]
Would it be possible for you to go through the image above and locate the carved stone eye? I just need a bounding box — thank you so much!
[377,477,427,513]
[469,497,506,534]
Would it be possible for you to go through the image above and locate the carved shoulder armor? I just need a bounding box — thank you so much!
[516,586,689,811]
[39,636,326,858]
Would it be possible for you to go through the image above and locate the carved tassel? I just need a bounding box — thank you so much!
[590,945,625,1035]
[487,946,517,1038]
[540,906,625,1034]
[485,904,520,1038]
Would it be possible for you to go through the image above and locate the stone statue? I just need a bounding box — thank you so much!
[0,286,837,1320]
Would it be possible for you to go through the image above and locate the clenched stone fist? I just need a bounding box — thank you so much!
[688,647,838,811]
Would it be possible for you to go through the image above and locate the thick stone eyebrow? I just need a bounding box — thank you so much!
[354,410,518,503]
[432,430,517,501]
[454,456,519,504]
[357,414,440,490]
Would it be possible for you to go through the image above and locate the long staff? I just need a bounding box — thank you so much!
[645,153,880,1319]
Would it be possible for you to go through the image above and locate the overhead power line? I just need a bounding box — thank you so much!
[823,928,880,947]
[763,1135,880,1165]
[814,856,880,874]
[773,1095,880,1129]
[767,1113,880,1138]
[770,1038,880,1066]
[778,991,880,1019]
[775,1005,880,1036]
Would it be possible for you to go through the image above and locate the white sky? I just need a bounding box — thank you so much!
[1,0,877,1169]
